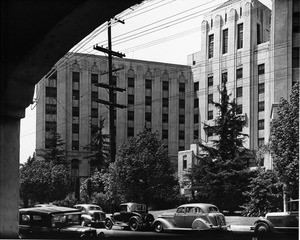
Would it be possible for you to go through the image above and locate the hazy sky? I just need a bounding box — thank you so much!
[20,0,272,163]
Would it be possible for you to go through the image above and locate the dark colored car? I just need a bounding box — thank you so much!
[152,203,229,233]
[19,206,102,239]
[104,202,154,231]
[74,204,106,227]
[252,199,299,235]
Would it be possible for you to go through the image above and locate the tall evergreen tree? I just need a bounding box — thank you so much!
[84,116,110,172]
[192,83,254,212]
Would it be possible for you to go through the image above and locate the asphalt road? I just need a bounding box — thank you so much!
[96,225,298,240]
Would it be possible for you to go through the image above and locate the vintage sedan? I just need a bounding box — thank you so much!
[252,199,299,235]
[152,203,229,233]
[19,206,102,239]
[104,202,154,231]
[74,204,106,227]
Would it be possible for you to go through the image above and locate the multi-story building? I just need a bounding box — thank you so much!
[179,0,272,194]
[36,53,192,179]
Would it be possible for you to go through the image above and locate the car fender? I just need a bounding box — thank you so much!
[129,215,141,223]
[152,218,175,230]
[254,219,276,233]
[191,218,212,230]
[105,216,115,224]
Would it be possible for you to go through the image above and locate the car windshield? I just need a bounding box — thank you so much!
[208,206,219,213]
[52,213,80,227]
[135,204,146,212]
[89,206,101,211]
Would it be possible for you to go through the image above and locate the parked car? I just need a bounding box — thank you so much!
[252,199,299,235]
[19,206,102,239]
[104,202,154,231]
[152,203,229,233]
[74,204,106,227]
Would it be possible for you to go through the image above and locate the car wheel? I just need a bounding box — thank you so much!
[154,221,164,233]
[255,222,269,235]
[129,219,139,231]
[104,219,113,230]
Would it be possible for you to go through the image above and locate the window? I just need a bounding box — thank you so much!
[46,87,57,98]
[222,72,227,84]
[162,130,168,139]
[128,94,134,105]
[112,76,117,86]
[293,11,300,33]
[45,121,56,132]
[128,111,134,121]
[183,155,187,170]
[258,119,264,130]
[208,94,213,104]
[208,110,213,120]
[128,127,134,137]
[162,114,168,123]
[240,7,242,16]
[145,79,152,89]
[208,34,214,58]
[258,101,265,112]
[257,24,261,44]
[91,74,98,84]
[128,77,134,88]
[237,24,243,49]
[194,82,199,92]
[179,115,185,124]
[145,112,151,122]
[258,64,265,75]
[237,104,243,114]
[258,83,265,94]
[91,91,98,101]
[72,107,79,116]
[222,29,228,54]
[194,98,199,108]
[194,130,199,140]
[72,90,79,100]
[72,71,80,82]
[236,68,243,79]
[225,13,227,23]
[258,138,264,147]
[292,47,299,68]
[236,87,243,97]
[162,98,169,108]
[208,76,213,87]
[179,82,185,92]
[145,96,152,106]
[45,104,57,115]
[194,114,199,124]
[179,130,185,140]
[91,108,98,118]
[72,141,79,150]
[162,81,169,91]
[72,124,79,133]
[206,127,213,137]
[71,159,79,177]
[179,99,185,109]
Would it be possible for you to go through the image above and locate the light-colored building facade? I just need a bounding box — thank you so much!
[36,53,192,178]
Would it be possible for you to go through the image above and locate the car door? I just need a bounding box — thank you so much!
[184,207,197,227]
[174,207,186,228]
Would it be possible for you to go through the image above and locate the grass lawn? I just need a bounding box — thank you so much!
[149,209,259,226]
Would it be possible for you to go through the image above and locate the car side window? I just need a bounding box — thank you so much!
[120,205,127,212]
[195,207,204,214]
[186,207,195,213]
[176,207,185,214]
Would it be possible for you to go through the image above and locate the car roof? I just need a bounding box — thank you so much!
[74,204,100,207]
[121,202,145,206]
[178,203,218,210]
[19,206,80,215]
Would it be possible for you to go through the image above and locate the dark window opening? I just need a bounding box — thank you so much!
[223,29,228,54]
[208,34,214,58]
[258,83,265,94]
[128,77,135,88]
[145,79,152,89]
[208,76,214,87]
[145,96,152,106]
[236,68,243,79]
[179,99,185,109]
[237,24,243,49]
[258,64,265,75]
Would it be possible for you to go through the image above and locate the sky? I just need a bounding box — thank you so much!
[20,0,272,163]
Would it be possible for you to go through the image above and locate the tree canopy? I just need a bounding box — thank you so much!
[270,83,299,200]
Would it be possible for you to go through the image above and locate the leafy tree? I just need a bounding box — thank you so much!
[20,155,72,206]
[192,83,254,212]
[107,129,177,207]
[269,83,299,207]
[242,169,283,216]
[84,116,110,172]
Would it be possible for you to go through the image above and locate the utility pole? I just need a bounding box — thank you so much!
[93,18,126,163]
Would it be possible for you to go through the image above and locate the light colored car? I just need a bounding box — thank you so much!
[152,203,229,233]
[252,199,299,235]
[74,204,106,227]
